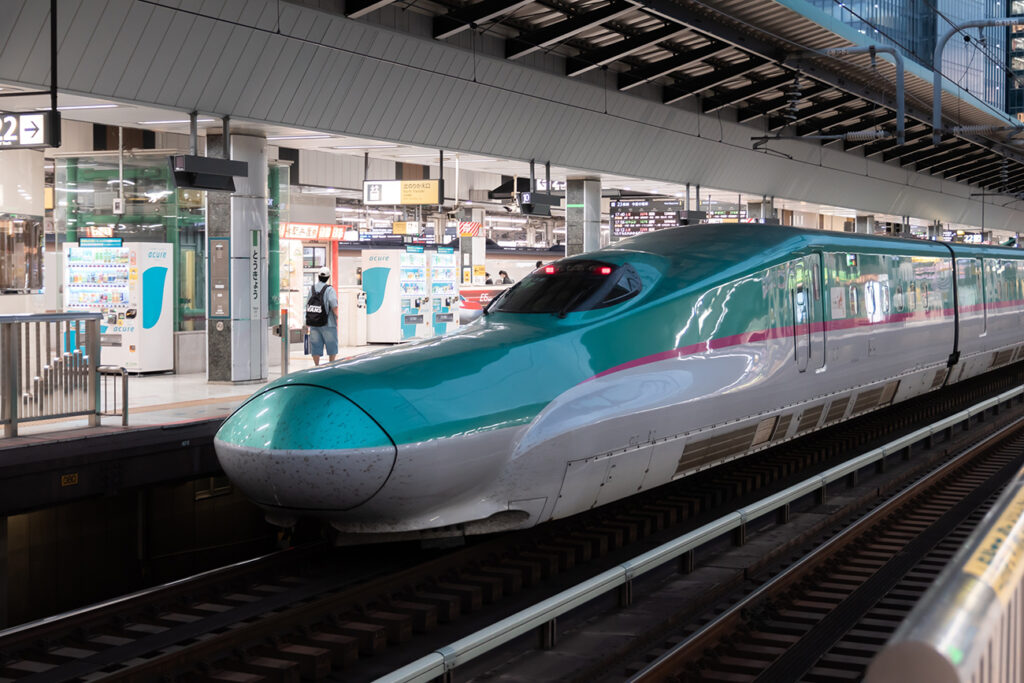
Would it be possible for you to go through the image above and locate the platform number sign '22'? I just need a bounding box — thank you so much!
[0,112,48,148]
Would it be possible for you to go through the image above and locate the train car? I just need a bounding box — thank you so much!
[214,224,1024,542]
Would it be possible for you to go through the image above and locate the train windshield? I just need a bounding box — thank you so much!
[488,260,642,316]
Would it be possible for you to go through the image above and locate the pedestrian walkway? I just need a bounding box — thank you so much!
[3,342,381,441]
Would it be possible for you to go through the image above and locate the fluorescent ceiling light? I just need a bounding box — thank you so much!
[138,118,215,124]
[51,104,119,111]
[267,134,331,140]
[331,143,398,149]
[397,153,439,158]
[457,159,498,163]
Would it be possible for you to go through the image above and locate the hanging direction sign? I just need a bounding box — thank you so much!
[0,111,57,149]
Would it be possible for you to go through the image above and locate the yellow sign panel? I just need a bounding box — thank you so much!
[60,473,79,487]
[400,180,440,205]
[963,485,1024,605]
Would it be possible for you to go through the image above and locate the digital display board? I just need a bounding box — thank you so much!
[610,198,684,237]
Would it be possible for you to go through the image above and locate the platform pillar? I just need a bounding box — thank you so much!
[855,215,874,234]
[566,177,601,256]
[206,133,269,383]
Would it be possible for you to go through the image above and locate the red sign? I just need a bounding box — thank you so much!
[458,221,482,237]
[283,223,356,241]
[459,285,509,311]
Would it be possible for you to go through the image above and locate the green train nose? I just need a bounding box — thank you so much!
[214,385,397,511]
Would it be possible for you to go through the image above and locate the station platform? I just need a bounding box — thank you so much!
[0,342,379,517]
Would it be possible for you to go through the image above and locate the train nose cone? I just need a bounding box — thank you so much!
[214,385,396,512]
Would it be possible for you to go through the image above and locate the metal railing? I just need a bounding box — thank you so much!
[380,384,1024,683]
[866,427,1024,683]
[98,365,129,426]
[0,312,102,437]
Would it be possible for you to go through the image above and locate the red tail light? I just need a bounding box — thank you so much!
[544,265,557,274]
[598,266,612,275]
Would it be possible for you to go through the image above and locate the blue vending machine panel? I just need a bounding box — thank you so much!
[399,246,429,340]
[430,247,459,336]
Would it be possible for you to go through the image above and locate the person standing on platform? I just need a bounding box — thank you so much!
[499,270,513,284]
[305,266,339,366]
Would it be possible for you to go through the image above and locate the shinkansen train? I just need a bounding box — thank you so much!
[214,224,1024,542]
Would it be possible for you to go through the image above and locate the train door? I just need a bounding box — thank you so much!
[806,254,825,371]
[792,255,825,373]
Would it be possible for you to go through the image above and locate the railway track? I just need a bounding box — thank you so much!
[629,404,1024,682]
[3,366,1023,682]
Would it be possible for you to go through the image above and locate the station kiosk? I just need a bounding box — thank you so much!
[63,238,174,372]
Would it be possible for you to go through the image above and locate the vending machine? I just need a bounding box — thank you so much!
[364,248,428,342]
[429,247,459,335]
[63,239,174,372]
[364,246,457,343]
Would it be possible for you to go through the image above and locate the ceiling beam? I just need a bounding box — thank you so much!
[767,93,858,131]
[898,141,972,168]
[915,147,989,173]
[434,0,533,41]
[948,158,1003,183]
[930,149,999,175]
[881,137,936,163]
[702,73,793,113]
[969,165,1012,188]
[795,103,875,136]
[617,39,731,90]
[566,24,687,77]
[506,1,634,60]
[345,0,398,19]
[735,82,830,123]
[663,56,767,105]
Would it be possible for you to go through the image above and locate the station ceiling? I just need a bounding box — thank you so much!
[341,0,1024,198]
[4,0,1023,220]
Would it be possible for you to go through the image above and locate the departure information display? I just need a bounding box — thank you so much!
[610,198,684,237]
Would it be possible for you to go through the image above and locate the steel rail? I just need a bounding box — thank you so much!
[629,399,1024,681]
[378,384,1024,683]
[0,545,311,650]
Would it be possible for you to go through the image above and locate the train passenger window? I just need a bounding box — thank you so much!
[795,284,807,323]
[487,260,642,316]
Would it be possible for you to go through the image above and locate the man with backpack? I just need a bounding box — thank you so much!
[305,266,339,366]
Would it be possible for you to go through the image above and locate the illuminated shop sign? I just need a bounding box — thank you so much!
[283,222,357,241]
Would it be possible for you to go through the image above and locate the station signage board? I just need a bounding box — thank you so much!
[363,179,443,205]
[610,198,684,238]
[0,111,56,149]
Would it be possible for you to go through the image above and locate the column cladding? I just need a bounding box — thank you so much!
[206,134,268,382]
[566,178,601,257]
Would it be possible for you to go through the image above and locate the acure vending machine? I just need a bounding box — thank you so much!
[63,239,174,372]
[429,247,460,335]
[363,246,459,343]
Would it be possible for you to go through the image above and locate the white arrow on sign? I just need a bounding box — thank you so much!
[19,114,44,145]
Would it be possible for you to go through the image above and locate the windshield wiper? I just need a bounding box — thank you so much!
[556,289,590,318]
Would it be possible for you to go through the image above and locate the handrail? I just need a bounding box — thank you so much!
[378,383,1024,683]
[0,312,103,436]
[98,365,129,426]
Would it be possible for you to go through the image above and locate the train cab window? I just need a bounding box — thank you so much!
[488,260,642,316]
